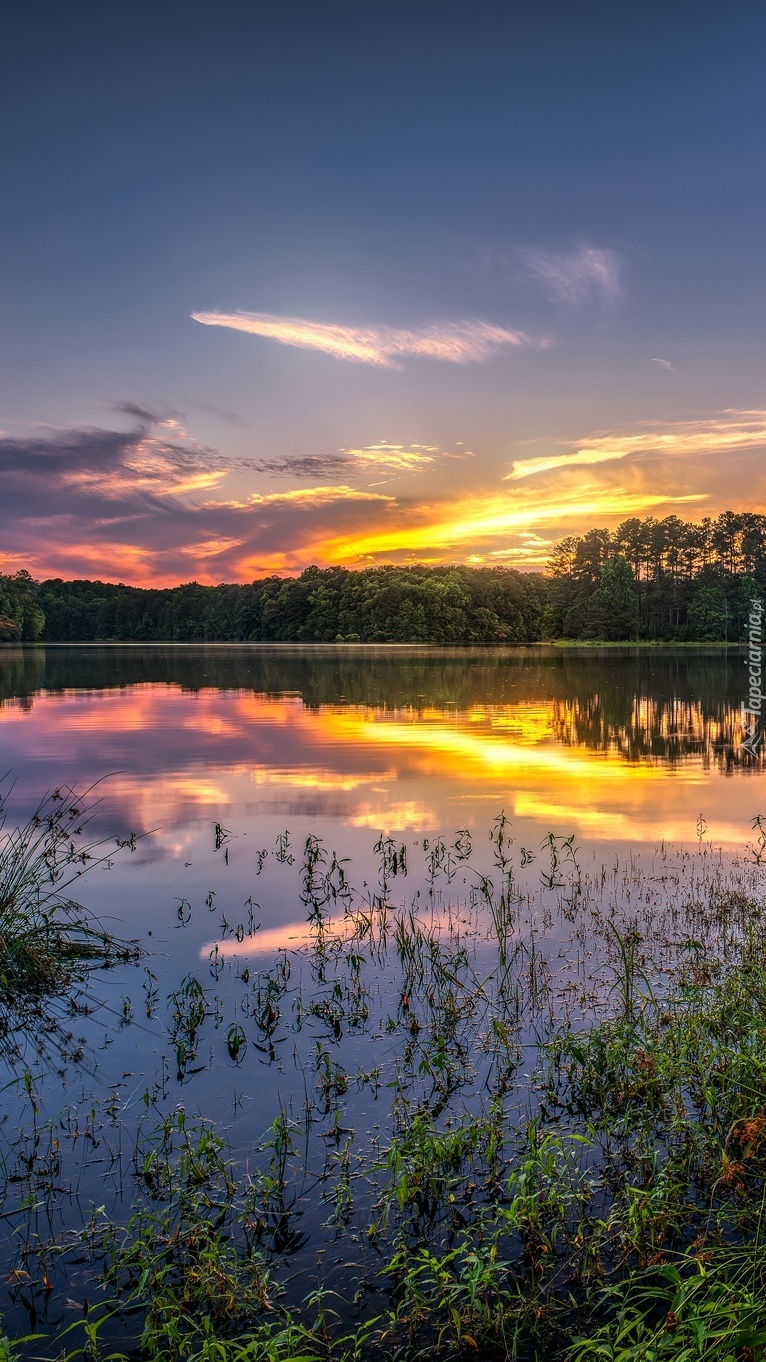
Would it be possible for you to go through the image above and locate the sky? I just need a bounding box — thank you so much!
[2,0,766,585]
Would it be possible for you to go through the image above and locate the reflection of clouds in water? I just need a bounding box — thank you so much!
[203,915,355,957]
[246,767,388,793]
[347,801,437,832]
[513,794,723,845]
[0,660,760,855]
[202,901,473,961]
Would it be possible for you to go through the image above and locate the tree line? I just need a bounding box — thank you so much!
[0,512,763,644]
[2,564,545,644]
[544,512,766,641]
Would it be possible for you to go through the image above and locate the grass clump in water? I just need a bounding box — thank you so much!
[0,784,138,1019]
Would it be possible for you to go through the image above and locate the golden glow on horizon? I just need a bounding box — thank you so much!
[321,490,707,561]
[6,407,766,584]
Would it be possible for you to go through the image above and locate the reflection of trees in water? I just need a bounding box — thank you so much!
[0,647,45,710]
[543,652,763,770]
[0,645,760,769]
[551,694,758,770]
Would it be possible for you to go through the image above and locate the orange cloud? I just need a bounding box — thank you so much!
[506,410,766,481]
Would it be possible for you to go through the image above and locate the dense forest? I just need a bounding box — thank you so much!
[544,511,766,641]
[1,564,545,643]
[0,512,764,644]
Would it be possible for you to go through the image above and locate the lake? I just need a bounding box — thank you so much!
[0,644,764,1357]
[1,643,760,855]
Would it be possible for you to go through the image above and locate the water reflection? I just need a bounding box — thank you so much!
[0,645,762,854]
[2,645,764,1357]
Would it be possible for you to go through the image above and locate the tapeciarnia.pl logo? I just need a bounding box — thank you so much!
[742,597,763,757]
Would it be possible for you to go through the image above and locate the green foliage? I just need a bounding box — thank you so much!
[0,785,137,1001]
[687,579,729,641]
[569,1260,766,1360]
[33,565,545,644]
[583,556,639,641]
[545,511,766,641]
[0,571,45,641]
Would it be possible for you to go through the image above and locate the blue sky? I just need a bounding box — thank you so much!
[2,1,765,582]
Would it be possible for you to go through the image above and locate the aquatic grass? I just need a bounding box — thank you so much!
[0,785,141,1076]
[568,1247,766,1361]
[4,821,766,1360]
[0,784,137,997]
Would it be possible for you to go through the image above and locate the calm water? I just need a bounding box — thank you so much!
[0,644,763,1348]
[0,643,762,857]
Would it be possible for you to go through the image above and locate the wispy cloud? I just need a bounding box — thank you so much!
[251,441,464,480]
[340,443,439,471]
[220,485,393,509]
[251,454,358,480]
[505,410,766,482]
[518,243,622,304]
[191,310,533,367]
[650,357,677,373]
[504,448,624,481]
[111,401,175,424]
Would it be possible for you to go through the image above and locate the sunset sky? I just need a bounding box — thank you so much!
[2,2,765,585]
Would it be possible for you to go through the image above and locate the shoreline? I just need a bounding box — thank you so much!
[0,639,750,652]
